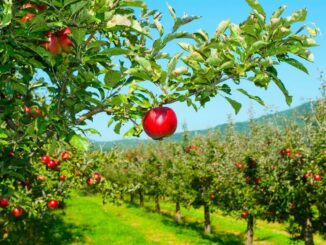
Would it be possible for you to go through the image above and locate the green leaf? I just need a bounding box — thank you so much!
[69,134,90,151]
[105,70,121,87]
[245,0,266,17]
[224,97,242,114]
[285,8,307,24]
[272,77,292,105]
[0,0,12,28]
[271,5,287,19]
[215,20,230,37]
[135,57,152,72]
[281,57,309,74]
[114,121,122,134]
[237,89,265,106]
[167,53,183,77]
[167,3,177,21]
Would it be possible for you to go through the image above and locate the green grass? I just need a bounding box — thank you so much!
[48,192,326,245]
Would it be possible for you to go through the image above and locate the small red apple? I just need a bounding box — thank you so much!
[280,148,291,157]
[22,3,37,9]
[241,211,249,219]
[8,151,14,157]
[58,28,73,53]
[11,207,24,217]
[142,107,177,140]
[40,155,51,164]
[48,199,59,209]
[93,172,102,182]
[314,174,321,181]
[235,162,245,170]
[37,4,47,11]
[59,175,66,181]
[24,106,32,113]
[36,175,46,182]
[47,160,57,168]
[254,177,262,184]
[61,151,70,161]
[21,13,35,23]
[41,32,61,55]
[86,177,95,186]
[0,197,10,207]
[210,194,216,200]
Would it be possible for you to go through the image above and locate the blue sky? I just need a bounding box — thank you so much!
[87,0,326,142]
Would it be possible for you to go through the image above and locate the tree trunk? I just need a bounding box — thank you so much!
[139,191,144,207]
[155,194,161,213]
[130,193,134,203]
[204,203,211,234]
[304,217,314,245]
[246,215,254,245]
[175,200,181,223]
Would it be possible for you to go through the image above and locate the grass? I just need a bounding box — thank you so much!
[44,192,326,245]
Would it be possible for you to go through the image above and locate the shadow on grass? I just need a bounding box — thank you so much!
[1,212,89,245]
[126,202,244,245]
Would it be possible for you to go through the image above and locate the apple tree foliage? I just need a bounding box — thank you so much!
[0,0,319,242]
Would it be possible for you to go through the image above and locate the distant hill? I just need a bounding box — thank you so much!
[90,102,314,151]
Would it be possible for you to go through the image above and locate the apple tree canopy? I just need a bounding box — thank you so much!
[0,0,318,142]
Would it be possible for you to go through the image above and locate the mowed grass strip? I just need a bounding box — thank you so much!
[61,193,326,245]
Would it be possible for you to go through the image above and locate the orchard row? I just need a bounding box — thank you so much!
[99,100,325,245]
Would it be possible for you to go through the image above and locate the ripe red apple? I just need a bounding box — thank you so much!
[36,175,46,182]
[11,207,24,217]
[86,177,95,186]
[47,160,57,168]
[294,152,302,158]
[41,32,61,55]
[0,197,10,207]
[241,211,249,219]
[24,106,32,113]
[40,155,51,164]
[93,172,102,182]
[210,194,216,200]
[142,107,177,140]
[37,4,47,11]
[59,175,66,181]
[8,151,14,157]
[254,177,262,184]
[314,174,321,181]
[48,199,59,209]
[21,13,35,23]
[61,151,70,161]
[58,28,73,52]
[280,148,291,157]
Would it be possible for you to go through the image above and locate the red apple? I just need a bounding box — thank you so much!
[142,107,177,140]
[8,151,14,157]
[0,197,10,207]
[40,155,51,164]
[294,152,302,158]
[314,174,321,181]
[37,4,47,11]
[86,177,95,186]
[24,106,32,113]
[58,28,73,53]
[36,175,46,182]
[11,207,24,217]
[47,160,57,168]
[210,194,216,200]
[41,32,61,55]
[280,148,291,157]
[61,151,70,161]
[254,177,262,184]
[93,172,102,182]
[235,162,245,170]
[59,175,66,181]
[241,211,249,219]
[21,13,35,23]
[48,199,59,209]
[22,3,37,9]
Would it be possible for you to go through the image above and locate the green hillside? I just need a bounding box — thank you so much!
[91,102,313,150]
